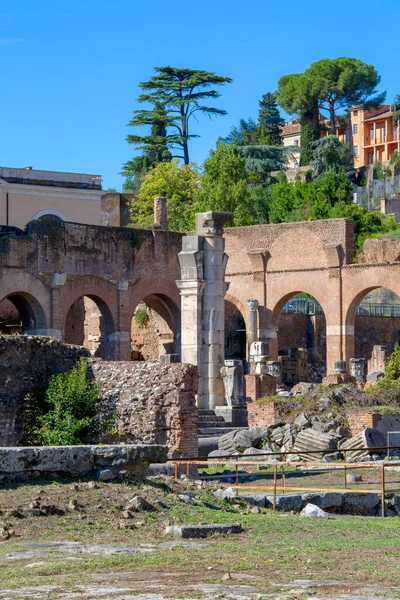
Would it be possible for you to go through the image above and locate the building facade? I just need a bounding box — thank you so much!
[350,105,400,169]
[0,166,105,228]
[282,105,400,170]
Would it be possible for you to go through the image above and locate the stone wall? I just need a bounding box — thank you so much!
[0,444,166,481]
[89,360,198,460]
[0,336,89,446]
[247,401,278,428]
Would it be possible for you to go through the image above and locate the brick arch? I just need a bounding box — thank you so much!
[270,289,329,330]
[344,267,400,330]
[0,272,49,331]
[59,276,117,359]
[225,293,249,329]
[127,278,181,334]
[225,292,248,361]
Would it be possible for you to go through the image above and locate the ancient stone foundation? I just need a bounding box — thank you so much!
[0,444,166,481]
[90,360,198,460]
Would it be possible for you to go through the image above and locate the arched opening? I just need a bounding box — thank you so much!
[224,300,246,362]
[0,292,47,334]
[64,295,115,360]
[352,287,400,373]
[130,294,180,361]
[275,293,327,385]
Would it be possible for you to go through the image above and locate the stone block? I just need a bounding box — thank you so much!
[165,523,242,538]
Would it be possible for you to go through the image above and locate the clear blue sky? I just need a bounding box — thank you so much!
[1,0,399,190]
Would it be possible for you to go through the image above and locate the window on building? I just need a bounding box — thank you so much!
[353,123,358,135]
[353,145,359,157]
[294,139,299,146]
[353,110,358,116]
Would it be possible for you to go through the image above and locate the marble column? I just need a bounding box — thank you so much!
[176,211,233,409]
[247,299,259,354]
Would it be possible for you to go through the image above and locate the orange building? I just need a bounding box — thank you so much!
[350,105,400,168]
[282,105,400,170]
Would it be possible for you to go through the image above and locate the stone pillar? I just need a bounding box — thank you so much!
[176,211,233,410]
[176,236,205,366]
[154,196,168,230]
[247,299,259,353]
[349,358,366,383]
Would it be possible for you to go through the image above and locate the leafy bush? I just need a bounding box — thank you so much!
[29,358,99,445]
[135,308,149,328]
[385,344,400,381]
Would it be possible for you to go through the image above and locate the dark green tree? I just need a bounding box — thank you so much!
[238,145,289,179]
[306,57,386,134]
[122,103,171,192]
[257,92,285,145]
[276,74,321,166]
[224,118,258,145]
[127,66,232,165]
[311,135,354,178]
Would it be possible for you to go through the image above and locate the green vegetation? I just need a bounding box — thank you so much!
[124,66,232,168]
[130,159,200,230]
[385,343,400,380]
[134,308,149,328]
[24,358,99,445]
[124,57,398,250]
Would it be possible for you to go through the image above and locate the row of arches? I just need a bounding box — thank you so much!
[226,287,400,384]
[0,274,181,361]
[1,272,400,376]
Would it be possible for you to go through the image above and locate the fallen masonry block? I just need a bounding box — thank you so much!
[293,429,338,460]
[165,523,242,538]
[340,427,386,461]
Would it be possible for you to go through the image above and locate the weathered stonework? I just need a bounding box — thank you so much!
[0,336,89,446]
[0,444,166,480]
[89,360,198,459]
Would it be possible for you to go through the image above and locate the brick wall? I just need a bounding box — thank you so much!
[245,374,276,402]
[346,411,381,436]
[247,401,278,428]
[0,336,89,445]
[89,360,198,460]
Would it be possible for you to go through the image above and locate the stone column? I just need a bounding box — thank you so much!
[196,212,233,409]
[176,211,233,410]
[247,299,259,353]
[154,196,168,229]
[176,236,205,366]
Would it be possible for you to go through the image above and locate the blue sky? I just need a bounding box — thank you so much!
[1,0,399,190]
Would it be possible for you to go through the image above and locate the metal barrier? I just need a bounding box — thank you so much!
[172,446,400,518]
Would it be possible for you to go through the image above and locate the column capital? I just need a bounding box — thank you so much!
[195,211,233,236]
[247,299,259,311]
[176,280,206,295]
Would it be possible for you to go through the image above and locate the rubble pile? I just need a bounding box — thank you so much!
[210,416,386,463]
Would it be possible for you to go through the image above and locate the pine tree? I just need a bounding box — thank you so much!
[126,66,232,165]
[257,92,285,145]
[121,103,171,192]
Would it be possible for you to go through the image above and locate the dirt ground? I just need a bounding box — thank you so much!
[1,474,400,599]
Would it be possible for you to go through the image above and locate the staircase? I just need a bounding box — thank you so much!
[198,409,238,438]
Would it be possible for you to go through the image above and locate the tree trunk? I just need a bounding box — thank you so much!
[329,102,336,135]
[182,116,189,164]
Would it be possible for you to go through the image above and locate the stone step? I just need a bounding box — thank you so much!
[199,417,225,427]
[198,426,240,437]
[198,420,227,429]
[198,409,216,416]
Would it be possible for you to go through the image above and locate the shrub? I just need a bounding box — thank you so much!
[385,344,400,381]
[31,358,99,445]
[135,308,149,328]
